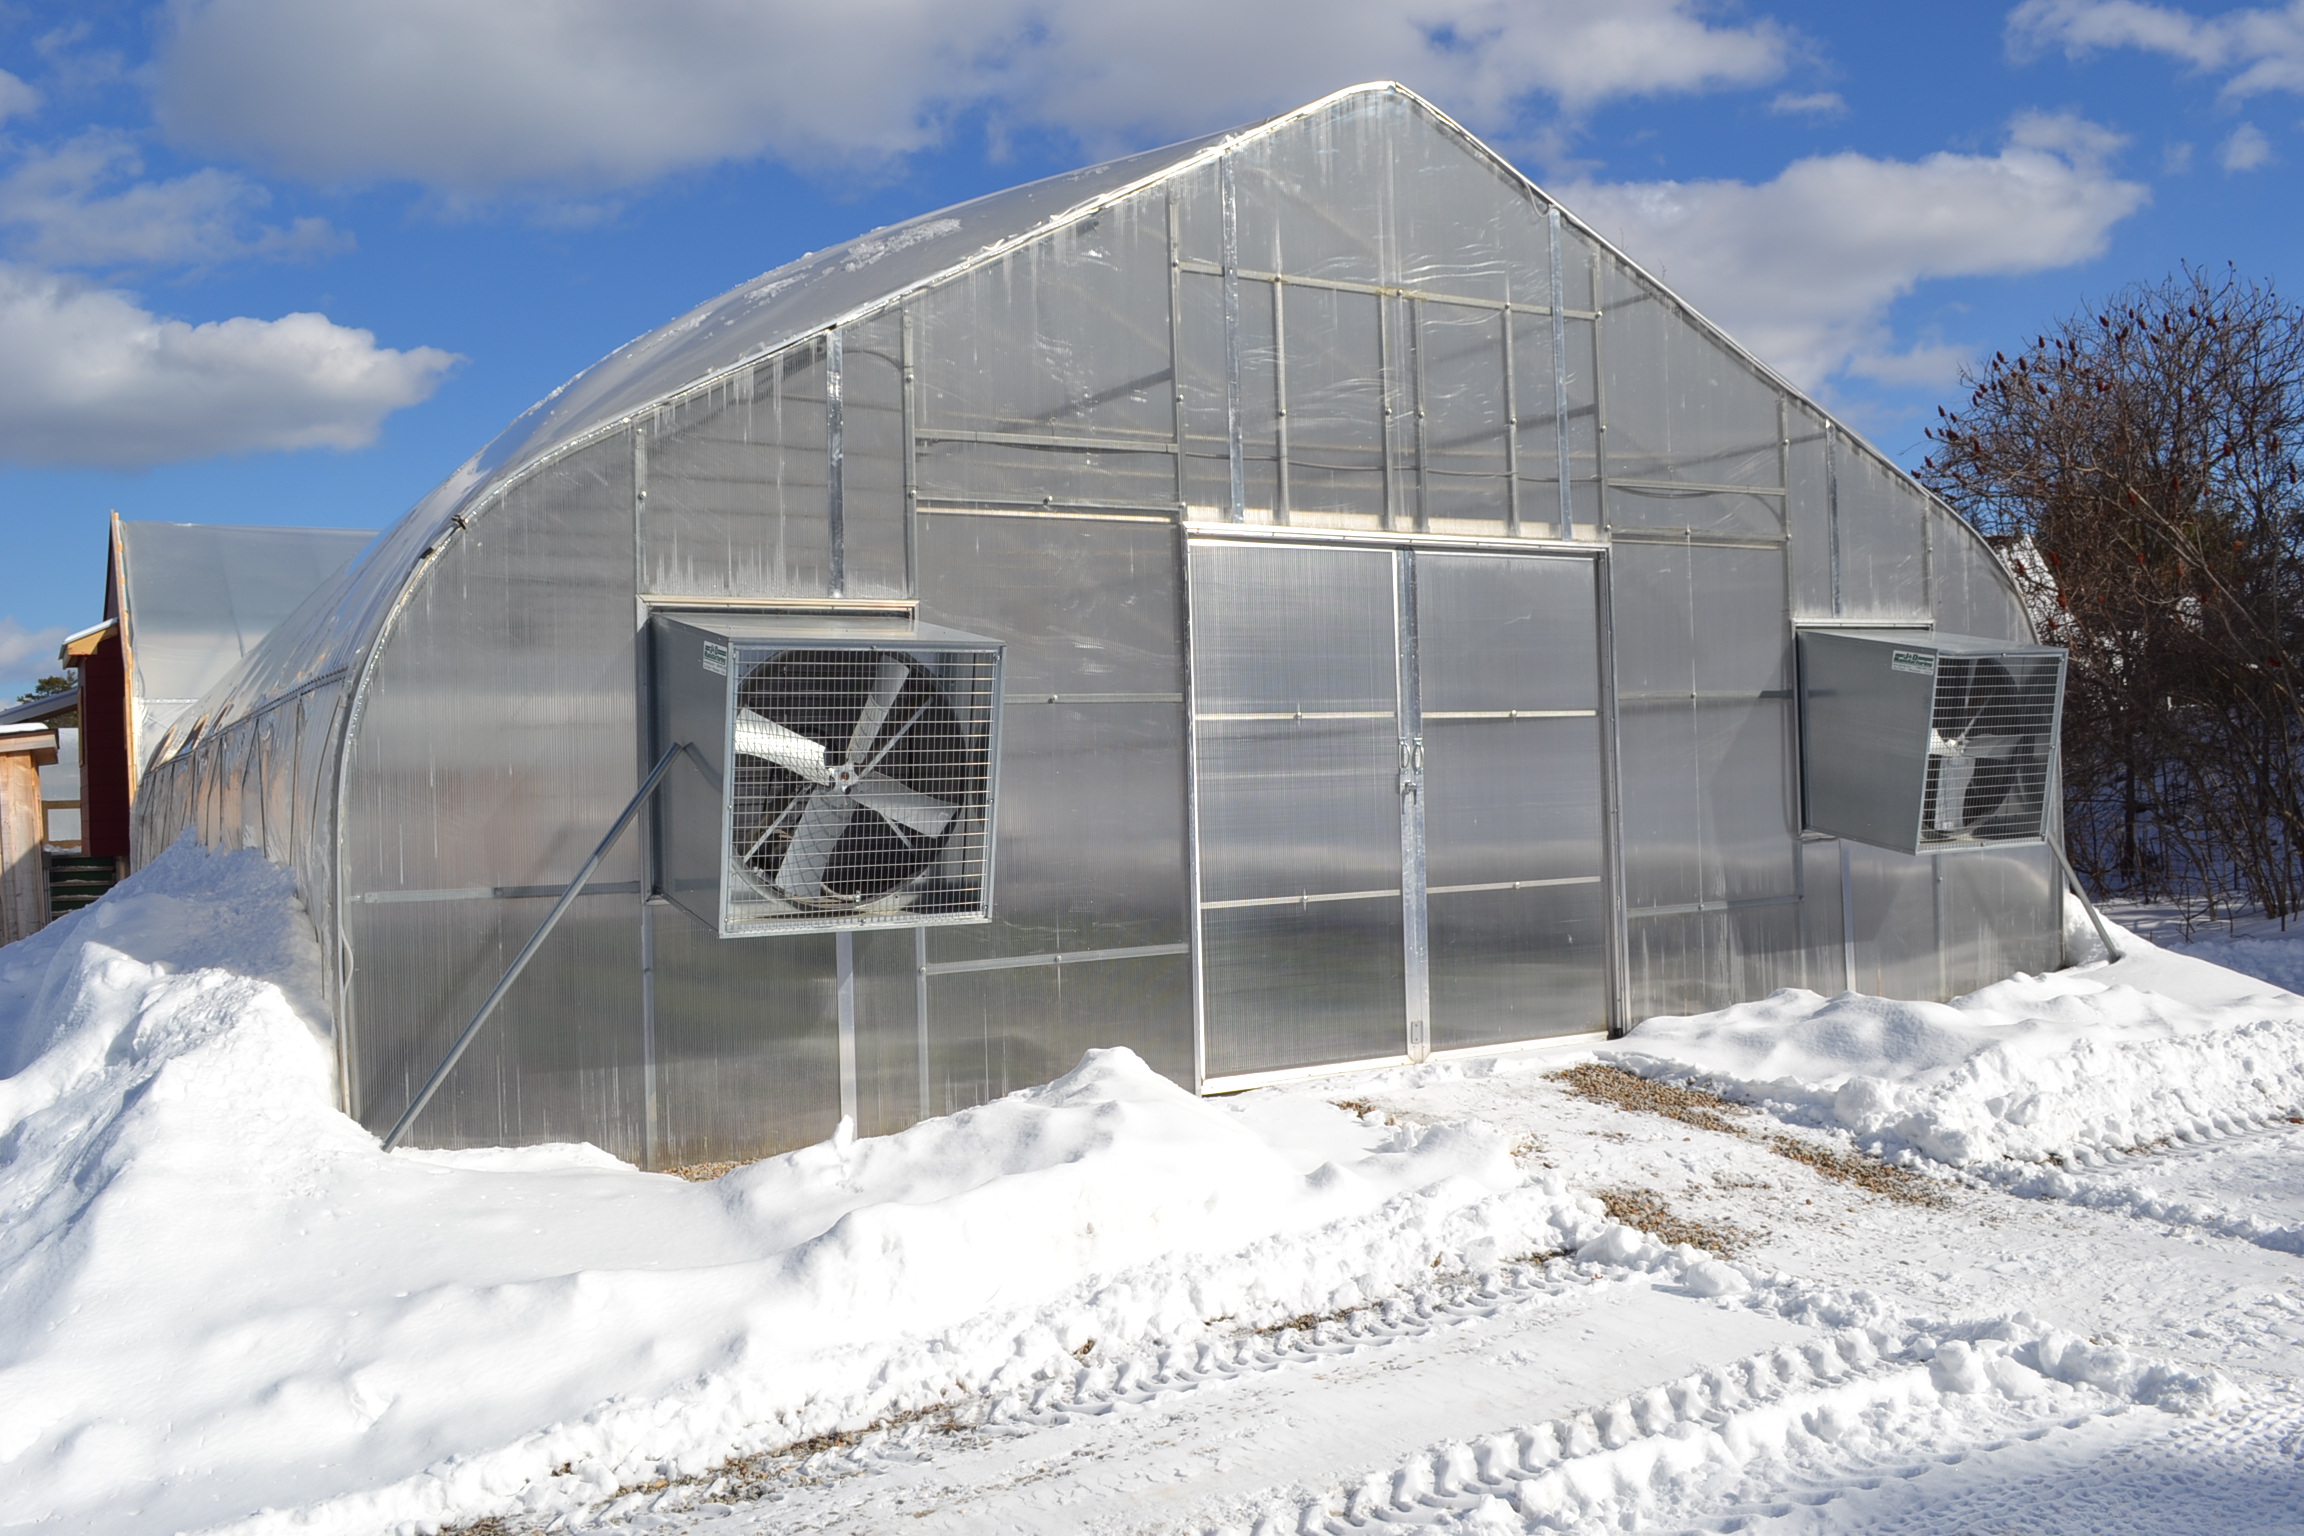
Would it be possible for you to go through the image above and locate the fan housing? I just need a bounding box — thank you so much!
[652,613,1002,936]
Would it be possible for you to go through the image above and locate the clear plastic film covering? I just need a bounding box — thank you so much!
[340,434,645,1153]
[1833,442,1931,622]
[1784,404,1836,619]
[641,342,829,599]
[1594,261,1783,501]
[1930,504,2034,641]
[115,521,373,767]
[911,190,1176,512]
[837,309,911,597]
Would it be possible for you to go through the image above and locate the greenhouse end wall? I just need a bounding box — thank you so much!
[131,83,2060,1165]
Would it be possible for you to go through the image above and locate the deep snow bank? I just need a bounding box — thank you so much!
[1603,951,2304,1165]
[0,843,1604,1535]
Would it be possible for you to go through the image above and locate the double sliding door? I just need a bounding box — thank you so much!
[1191,541,1609,1082]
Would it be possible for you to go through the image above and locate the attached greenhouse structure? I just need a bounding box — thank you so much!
[135,83,2071,1164]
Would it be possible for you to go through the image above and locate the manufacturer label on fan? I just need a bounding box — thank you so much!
[1890,649,1936,676]
[701,642,728,676]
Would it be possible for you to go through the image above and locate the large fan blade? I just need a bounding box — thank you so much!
[734,709,831,784]
[775,792,855,897]
[850,772,956,839]
[848,656,910,764]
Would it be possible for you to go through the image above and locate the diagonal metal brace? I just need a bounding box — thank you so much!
[2046,831,2125,965]
[381,741,695,1152]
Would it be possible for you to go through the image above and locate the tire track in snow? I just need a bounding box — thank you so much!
[1172,1321,2232,1535]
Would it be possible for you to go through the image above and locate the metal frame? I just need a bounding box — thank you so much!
[1184,530,1614,1078]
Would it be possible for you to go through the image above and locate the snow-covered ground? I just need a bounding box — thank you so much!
[3,847,2304,1534]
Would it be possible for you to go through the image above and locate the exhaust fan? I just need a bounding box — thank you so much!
[653,613,1002,936]
[1797,629,2065,857]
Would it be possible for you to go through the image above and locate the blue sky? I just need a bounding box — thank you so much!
[0,0,2297,698]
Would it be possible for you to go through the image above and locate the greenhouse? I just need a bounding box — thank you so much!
[134,83,2068,1165]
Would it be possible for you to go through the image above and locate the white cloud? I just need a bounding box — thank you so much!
[152,0,1793,193]
[0,264,459,468]
[1768,90,1848,117]
[2008,0,2304,98]
[0,133,343,268]
[0,619,68,689]
[0,70,40,125]
[2220,120,2275,167]
[1561,112,2149,389]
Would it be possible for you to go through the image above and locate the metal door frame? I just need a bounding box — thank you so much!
[1190,532,1613,1092]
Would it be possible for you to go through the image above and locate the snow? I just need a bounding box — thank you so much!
[4,843,2304,1533]
[1601,920,2304,1166]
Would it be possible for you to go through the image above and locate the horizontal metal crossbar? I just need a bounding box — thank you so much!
[923,942,1191,976]
[1202,888,1403,910]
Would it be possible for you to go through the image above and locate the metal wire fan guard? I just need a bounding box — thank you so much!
[653,614,1002,936]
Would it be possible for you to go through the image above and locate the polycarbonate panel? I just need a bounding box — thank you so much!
[1845,842,1942,1001]
[1417,555,1598,714]
[1626,901,1805,1021]
[1430,884,1607,1045]
[642,344,829,599]
[1203,901,1404,1076]
[851,927,925,1138]
[115,521,372,765]
[925,699,1186,961]
[918,512,1188,967]
[350,891,643,1154]
[650,910,837,1163]
[341,433,645,1151]
[837,310,910,597]
[1422,718,1602,887]
[1785,407,1835,619]
[1501,195,1556,314]
[1596,261,1783,490]
[1935,844,2059,992]
[1931,507,2033,641]
[1613,540,1797,912]
[1834,441,1930,622]
[1419,550,1603,1059]
[1192,541,1404,1074]
[1197,720,1402,903]
[913,191,1174,445]
[917,513,1181,697]
[1239,277,1282,521]
[1701,697,1798,902]
[1191,543,1395,711]
[1800,837,1848,987]
[1417,303,1511,531]
[1282,285,1387,526]
[923,951,1194,1113]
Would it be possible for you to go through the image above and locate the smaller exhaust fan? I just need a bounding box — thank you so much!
[652,615,1001,936]
[1797,629,2064,857]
